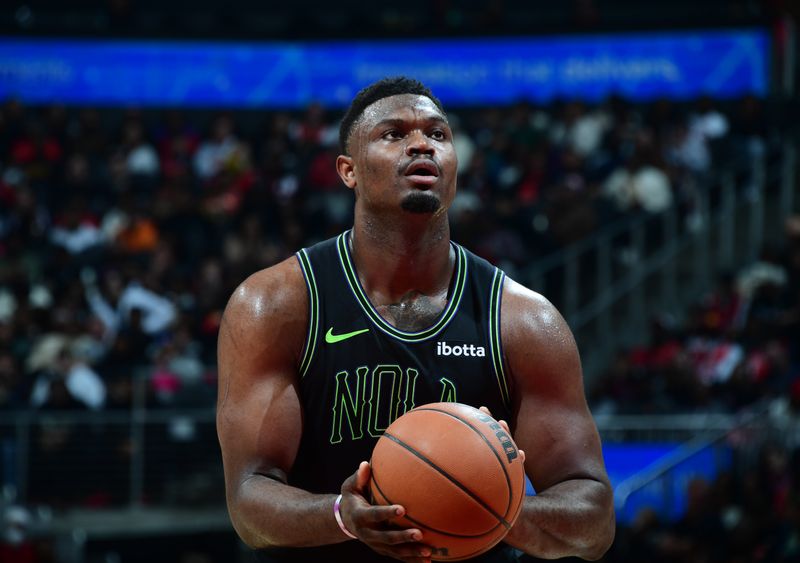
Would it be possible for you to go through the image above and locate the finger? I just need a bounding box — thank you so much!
[355,460,371,491]
[341,468,357,489]
[357,503,406,524]
[341,463,364,495]
[479,406,510,432]
[363,527,423,546]
[519,449,526,463]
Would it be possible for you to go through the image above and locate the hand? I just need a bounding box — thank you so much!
[340,461,433,563]
[479,406,526,463]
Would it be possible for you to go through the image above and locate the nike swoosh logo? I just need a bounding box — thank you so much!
[325,327,369,344]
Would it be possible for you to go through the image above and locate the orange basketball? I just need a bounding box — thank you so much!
[369,402,526,561]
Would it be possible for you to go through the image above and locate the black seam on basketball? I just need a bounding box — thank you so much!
[370,473,503,539]
[381,431,511,530]
[408,407,516,517]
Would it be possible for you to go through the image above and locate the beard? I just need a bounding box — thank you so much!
[400,191,441,214]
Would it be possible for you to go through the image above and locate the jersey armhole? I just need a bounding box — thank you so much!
[295,249,320,378]
[488,268,512,410]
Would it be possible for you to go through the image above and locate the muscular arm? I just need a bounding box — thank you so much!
[217,258,430,561]
[217,257,347,548]
[501,279,615,560]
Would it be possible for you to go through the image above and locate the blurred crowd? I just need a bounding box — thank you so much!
[0,94,775,418]
[587,215,800,563]
[0,91,791,555]
[591,215,800,415]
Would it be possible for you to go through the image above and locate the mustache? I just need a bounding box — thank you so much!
[400,157,441,176]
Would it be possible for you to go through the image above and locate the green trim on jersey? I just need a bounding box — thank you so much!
[297,249,320,378]
[488,268,511,408]
[336,231,467,342]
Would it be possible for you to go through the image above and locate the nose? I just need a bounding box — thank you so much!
[405,130,434,156]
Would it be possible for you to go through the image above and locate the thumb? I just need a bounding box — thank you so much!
[355,461,371,492]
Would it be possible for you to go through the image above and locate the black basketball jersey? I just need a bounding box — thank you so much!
[256,230,519,563]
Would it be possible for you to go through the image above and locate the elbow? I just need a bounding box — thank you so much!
[228,503,265,550]
[228,505,280,551]
[224,468,296,550]
[226,488,279,551]
[582,531,615,561]
[581,500,616,560]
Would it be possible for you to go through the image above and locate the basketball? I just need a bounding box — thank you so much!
[369,402,526,561]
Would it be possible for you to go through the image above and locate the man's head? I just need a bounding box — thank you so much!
[336,77,456,217]
[339,77,445,156]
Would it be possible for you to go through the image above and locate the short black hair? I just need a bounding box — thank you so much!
[338,76,445,155]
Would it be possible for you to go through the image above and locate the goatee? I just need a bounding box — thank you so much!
[401,192,441,214]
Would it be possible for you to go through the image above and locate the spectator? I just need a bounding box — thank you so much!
[193,114,242,180]
[156,110,200,181]
[83,269,177,340]
[28,337,106,411]
[114,209,160,256]
[119,117,160,179]
[665,117,714,174]
[8,119,62,184]
[49,198,106,256]
[450,114,476,175]
[604,147,673,214]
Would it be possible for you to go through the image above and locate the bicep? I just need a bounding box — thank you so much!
[217,336,303,480]
[502,282,608,492]
[515,384,606,493]
[216,266,308,492]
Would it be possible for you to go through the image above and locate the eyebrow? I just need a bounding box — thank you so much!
[372,116,449,130]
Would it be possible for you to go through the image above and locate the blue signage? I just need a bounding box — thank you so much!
[525,441,732,525]
[604,442,732,524]
[0,30,768,108]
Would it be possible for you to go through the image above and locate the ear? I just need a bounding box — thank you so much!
[336,155,357,189]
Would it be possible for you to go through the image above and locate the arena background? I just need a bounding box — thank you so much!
[0,1,798,562]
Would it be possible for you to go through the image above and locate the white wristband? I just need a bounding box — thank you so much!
[334,494,358,539]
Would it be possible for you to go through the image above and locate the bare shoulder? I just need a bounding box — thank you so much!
[222,255,308,327]
[500,276,583,395]
[218,255,309,382]
[500,276,572,346]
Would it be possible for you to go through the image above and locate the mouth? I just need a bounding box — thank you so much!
[403,159,440,186]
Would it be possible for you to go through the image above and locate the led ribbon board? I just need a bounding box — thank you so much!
[0,30,768,107]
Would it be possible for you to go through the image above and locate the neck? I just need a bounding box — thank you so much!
[350,211,452,303]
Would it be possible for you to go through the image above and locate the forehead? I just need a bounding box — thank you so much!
[358,94,447,129]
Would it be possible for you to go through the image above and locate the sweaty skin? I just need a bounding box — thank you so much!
[217,93,615,563]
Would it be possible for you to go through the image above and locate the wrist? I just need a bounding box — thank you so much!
[333,494,358,540]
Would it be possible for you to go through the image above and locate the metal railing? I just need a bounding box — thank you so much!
[521,141,797,380]
[0,404,784,509]
[611,402,775,522]
[0,406,223,509]
[0,399,793,563]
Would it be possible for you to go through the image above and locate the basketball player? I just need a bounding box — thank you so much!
[217,77,615,562]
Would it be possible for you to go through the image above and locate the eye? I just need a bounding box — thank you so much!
[429,129,447,141]
[382,129,403,140]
